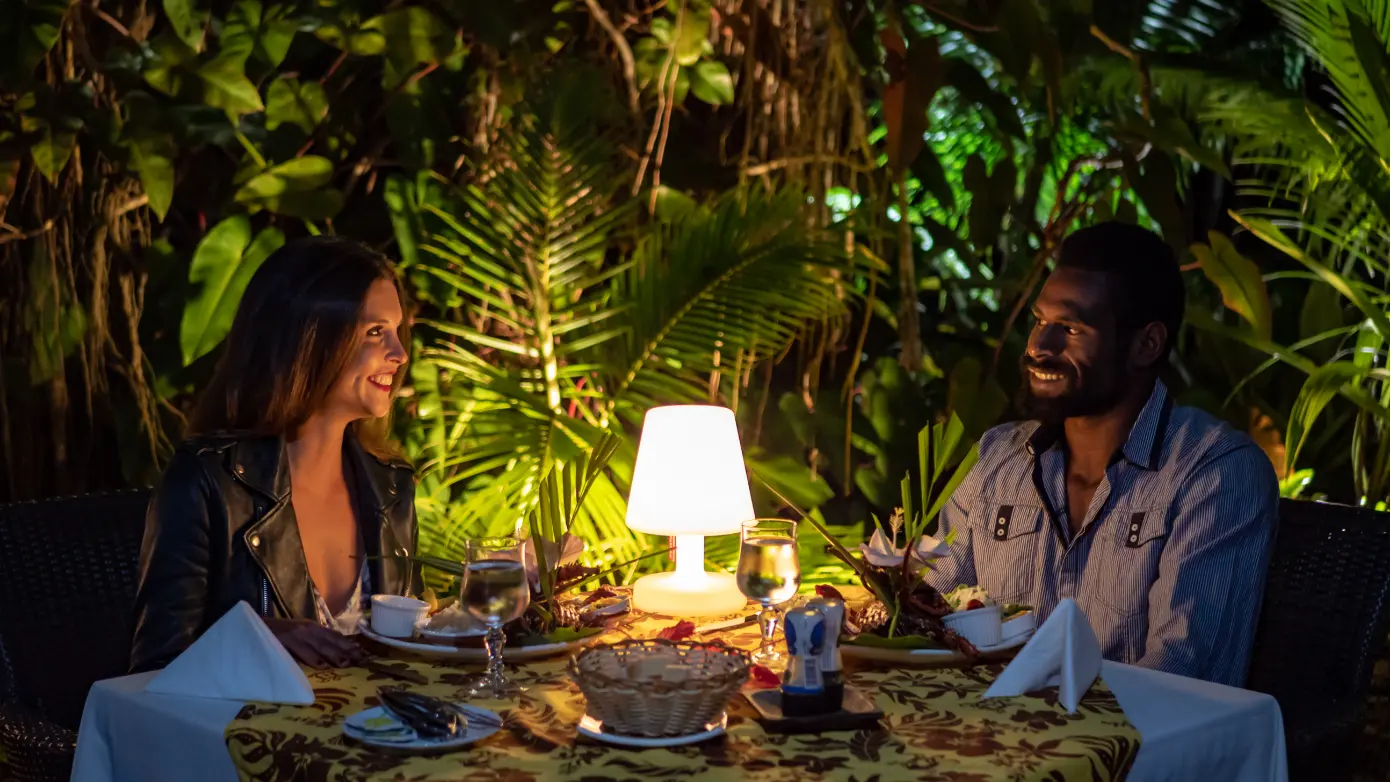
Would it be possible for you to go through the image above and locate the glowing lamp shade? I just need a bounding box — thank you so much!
[625,405,754,616]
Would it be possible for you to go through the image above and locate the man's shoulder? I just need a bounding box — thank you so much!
[953,420,1039,503]
[977,420,1040,462]
[1163,401,1269,474]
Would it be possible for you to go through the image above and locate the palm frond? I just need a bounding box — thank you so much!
[602,189,881,421]
[1136,0,1244,52]
[410,114,881,574]
[1266,0,1390,161]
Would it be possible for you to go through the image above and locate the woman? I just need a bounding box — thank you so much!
[129,236,420,673]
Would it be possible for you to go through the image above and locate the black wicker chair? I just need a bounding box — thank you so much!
[1245,498,1389,782]
[0,489,150,782]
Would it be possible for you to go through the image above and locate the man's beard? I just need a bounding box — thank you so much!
[1017,354,1125,425]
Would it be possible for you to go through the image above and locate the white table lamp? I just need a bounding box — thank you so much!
[625,405,754,617]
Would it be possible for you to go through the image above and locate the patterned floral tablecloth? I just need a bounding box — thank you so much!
[224,611,1140,782]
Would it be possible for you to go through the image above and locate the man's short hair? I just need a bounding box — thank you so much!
[1056,222,1185,357]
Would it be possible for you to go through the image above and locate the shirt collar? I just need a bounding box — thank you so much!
[1024,379,1173,471]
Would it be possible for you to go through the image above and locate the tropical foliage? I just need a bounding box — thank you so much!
[1126,0,1389,502]
[398,113,876,567]
[0,0,1383,576]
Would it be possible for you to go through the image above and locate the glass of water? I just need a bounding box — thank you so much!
[736,519,800,665]
[462,536,530,698]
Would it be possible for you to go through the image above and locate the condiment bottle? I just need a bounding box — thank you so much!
[808,596,845,711]
[780,606,829,716]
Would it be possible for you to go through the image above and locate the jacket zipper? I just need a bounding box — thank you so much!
[261,576,270,616]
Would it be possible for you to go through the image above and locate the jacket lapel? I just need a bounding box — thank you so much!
[344,432,412,596]
[230,436,316,621]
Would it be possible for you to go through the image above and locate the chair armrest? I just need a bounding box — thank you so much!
[0,701,76,782]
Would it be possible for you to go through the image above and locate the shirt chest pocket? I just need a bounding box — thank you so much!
[973,504,1044,605]
[1091,508,1169,617]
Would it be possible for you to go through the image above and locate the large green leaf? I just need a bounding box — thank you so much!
[29,127,75,183]
[1192,231,1272,339]
[670,1,712,66]
[315,20,386,56]
[689,60,734,105]
[163,0,208,51]
[143,32,198,97]
[0,0,69,85]
[197,52,264,115]
[265,78,328,133]
[180,217,285,365]
[233,156,343,220]
[364,6,457,86]
[1285,361,1371,473]
[222,1,298,67]
[126,130,176,220]
[747,447,835,514]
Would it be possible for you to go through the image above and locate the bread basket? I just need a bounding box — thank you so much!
[568,639,751,737]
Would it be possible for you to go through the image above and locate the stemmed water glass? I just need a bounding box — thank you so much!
[462,536,530,699]
[735,519,800,665]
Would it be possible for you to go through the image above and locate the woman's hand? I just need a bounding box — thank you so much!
[264,618,368,669]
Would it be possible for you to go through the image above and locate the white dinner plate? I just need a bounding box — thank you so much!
[576,712,727,748]
[416,624,487,643]
[343,702,501,754]
[840,628,1033,664]
[357,620,603,662]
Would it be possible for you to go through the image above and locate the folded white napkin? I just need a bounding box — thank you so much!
[982,598,1101,713]
[145,601,315,704]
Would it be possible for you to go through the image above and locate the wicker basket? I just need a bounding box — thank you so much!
[568,639,751,737]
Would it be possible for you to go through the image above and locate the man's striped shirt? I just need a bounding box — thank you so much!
[925,380,1278,686]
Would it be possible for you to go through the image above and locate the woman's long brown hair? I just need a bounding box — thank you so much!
[188,236,410,461]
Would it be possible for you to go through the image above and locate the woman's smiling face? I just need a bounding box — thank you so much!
[326,277,408,421]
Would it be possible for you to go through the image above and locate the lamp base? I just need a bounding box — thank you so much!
[632,570,748,617]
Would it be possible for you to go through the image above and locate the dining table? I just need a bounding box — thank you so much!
[71,602,1288,782]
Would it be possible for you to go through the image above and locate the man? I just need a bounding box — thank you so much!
[926,222,1278,687]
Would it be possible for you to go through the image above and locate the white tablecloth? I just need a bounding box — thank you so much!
[71,661,1287,782]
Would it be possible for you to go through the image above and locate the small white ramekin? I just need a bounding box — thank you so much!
[370,594,430,638]
[942,604,1003,647]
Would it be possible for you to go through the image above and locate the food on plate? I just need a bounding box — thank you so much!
[944,585,992,612]
[841,583,1033,654]
[422,602,482,635]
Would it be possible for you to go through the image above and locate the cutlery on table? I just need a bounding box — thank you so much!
[376,688,504,734]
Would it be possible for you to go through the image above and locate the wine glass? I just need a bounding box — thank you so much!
[462,536,530,698]
[735,519,800,665]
